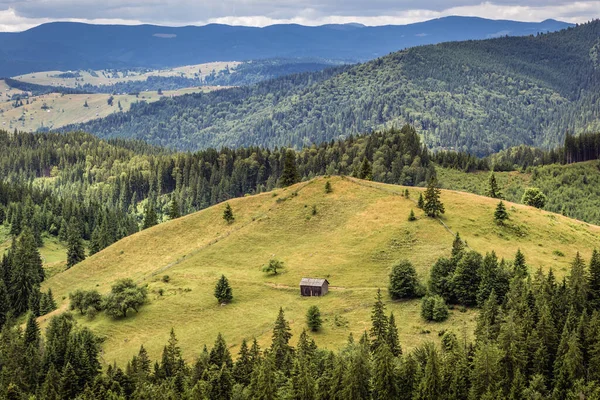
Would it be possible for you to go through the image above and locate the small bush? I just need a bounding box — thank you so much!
[162,275,170,283]
[262,259,285,275]
[306,305,322,332]
[408,209,416,221]
[553,250,565,257]
[86,306,98,320]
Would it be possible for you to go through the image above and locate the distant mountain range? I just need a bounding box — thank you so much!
[65,21,600,155]
[0,17,572,77]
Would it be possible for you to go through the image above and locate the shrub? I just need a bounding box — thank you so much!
[522,187,547,209]
[162,275,170,283]
[262,259,285,275]
[389,260,424,300]
[325,181,332,193]
[408,209,416,221]
[104,279,148,318]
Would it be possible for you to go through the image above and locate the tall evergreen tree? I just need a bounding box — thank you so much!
[233,339,252,386]
[10,228,43,315]
[142,200,158,230]
[494,201,509,224]
[589,249,600,310]
[357,157,372,180]
[423,178,445,217]
[271,308,293,372]
[214,275,233,304]
[451,232,465,259]
[223,203,235,224]
[66,217,86,268]
[372,344,398,400]
[387,313,402,357]
[280,149,299,187]
[370,289,388,351]
[486,172,503,199]
[168,198,181,220]
[0,279,9,329]
[513,249,527,279]
[568,252,588,313]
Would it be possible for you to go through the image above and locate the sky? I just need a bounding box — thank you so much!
[0,0,599,32]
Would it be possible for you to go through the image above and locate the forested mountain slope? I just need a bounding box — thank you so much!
[68,20,600,155]
[42,176,600,365]
[0,17,570,77]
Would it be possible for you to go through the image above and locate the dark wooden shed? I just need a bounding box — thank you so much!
[300,278,329,296]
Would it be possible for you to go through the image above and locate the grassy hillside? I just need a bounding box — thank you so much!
[42,176,600,366]
[0,85,222,132]
[437,160,600,225]
[68,21,600,153]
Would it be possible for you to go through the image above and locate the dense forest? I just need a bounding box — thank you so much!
[64,21,600,155]
[2,238,600,399]
[0,125,432,262]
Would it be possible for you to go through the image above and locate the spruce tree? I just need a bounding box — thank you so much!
[10,228,43,315]
[40,364,61,400]
[486,172,503,199]
[370,289,388,351]
[494,201,508,225]
[271,308,293,372]
[280,149,299,187]
[324,181,332,194]
[306,305,322,332]
[387,313,402,356]
[142,200,158,230]
[358,157,372,180]
[249,353,277,400]
[372,343,398,400]
[223,203,235,224]
[451,232,465,259]
[589,249,600,310]
[452,251,483,306]
[568,252,588,313]
[59,362,80,399]
[417,193,424,209]
[66,218,86,268]
[24,312,40,348]
[168,198,181,220]
[233,339,252,386]
[0,279,9,329]
[408,209,416,221]
[513,249,527,279]
[214,275,233,304]
[209,333,233,369]
[423,178,445,217]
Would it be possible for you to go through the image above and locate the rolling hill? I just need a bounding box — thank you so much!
[0,17,571,77]
[41,176,600,366]
[67,20,600,155]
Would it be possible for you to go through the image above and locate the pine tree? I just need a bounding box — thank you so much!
[417,343,443,400]
[358,157,372,180]
[209,333,233,369]
[66,218,86,268]
[271,308,293,372]
[451,232,465,259]
[494,201,508,224]
[325,181,332,194]
[513,249,527,279]
[589,249,600,310]
[387,313,402,356]
[10,228,43,316]
[214,275,233,304]
[423,178,444,217]
[306,305,322,332]
[59,362,80,399]
[168,198,181,220]
[417,193,424,209]
[452,251,483,306]
[372,343,398,400]
[408,209,416,221]
[233,339,252,386]
[23,312,40,348]
[486,172,503,199]
[249,353,277,400]
[568,252,588,313]
[142,200,158,230]
[280,149,299,187]
[160,328,185,379]
[223,203,234,224]
[342,343,371,399]
[370,289,388,351]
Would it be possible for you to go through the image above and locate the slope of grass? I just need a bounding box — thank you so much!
[42,176,600,366]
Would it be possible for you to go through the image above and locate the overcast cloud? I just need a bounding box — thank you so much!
[0,0,599,32]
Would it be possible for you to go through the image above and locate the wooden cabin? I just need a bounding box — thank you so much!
[300,278,329,296]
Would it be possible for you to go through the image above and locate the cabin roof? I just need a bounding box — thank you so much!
[300,278,329,287]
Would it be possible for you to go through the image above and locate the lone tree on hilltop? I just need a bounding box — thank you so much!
[223,203,234,224]
[214,275,233,304]
[494,201,508,224]
[423,178,445,217]
[486,172,503,199]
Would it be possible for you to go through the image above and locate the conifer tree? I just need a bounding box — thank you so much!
[10,228,43,315]
[451,232,465,259]
[306,305,322,332]
[40,365,61,400]
[271,308,293,372]
[280,149,299,187]
[568,252,588,313]
[223,203,235,224]
[0,279,9,329]
[589,249,600,310]
[209,333,233,369]
[452,251,483,306]
[168,198,181,220]
[142,200,158,230]
[486,172,503,199]
[66,218,86,268]
[370,289,388,351]
[24,312,40,348]
[214,275,233,304]
[423,178,445,217]
[372,343,398,400]
[417,343,443,400]
[408,209,416,221]
[59,362,80,399]
[342,343,371,400]
[358,157,372,180]
[233,339,252,386]
[325,181,332,194]
[387,313,402,356]
[417,193,424,209]
[494,201,508,224]
[249,353,277,400]
[160,329,185,379]
[513,249,527,279]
